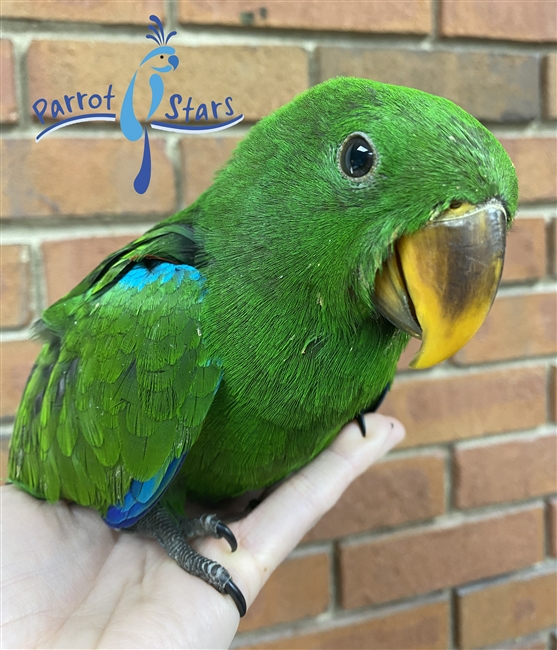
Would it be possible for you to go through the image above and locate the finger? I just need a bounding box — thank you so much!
[223,414,404,607]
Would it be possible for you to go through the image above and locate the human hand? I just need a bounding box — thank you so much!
[1,414,404,649]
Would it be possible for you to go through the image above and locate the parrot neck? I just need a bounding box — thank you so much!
[190,197,379,336]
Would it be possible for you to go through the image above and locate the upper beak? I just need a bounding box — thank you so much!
[168,55,179,70]
[374,201,507,369]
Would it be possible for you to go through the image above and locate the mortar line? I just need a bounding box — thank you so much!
[329,540,339,615]
[27,241,45,320]
[2,19,557,54]
[430,0,441,43]
[449,588,458,650]
[482,628,555,650]
[2,120,555,141]
[232,590,450,648]
[335,498,549,548]
[547,220,557,277]
[9,30,31,130]
[445,442,455,513]
[165,0,178,32]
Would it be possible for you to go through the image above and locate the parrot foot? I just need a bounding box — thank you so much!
[179,513,238,552]
[132,506,247,617]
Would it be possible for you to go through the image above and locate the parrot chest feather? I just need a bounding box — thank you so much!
[178,296,406,501]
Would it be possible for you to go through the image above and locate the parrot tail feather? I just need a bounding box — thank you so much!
[134,127,151,195]
[104,453,185,528]
[9,335,63,500]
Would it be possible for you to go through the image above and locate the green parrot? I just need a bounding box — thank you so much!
[9,77,518,616]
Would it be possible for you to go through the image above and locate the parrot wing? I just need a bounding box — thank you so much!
[10,224,221,527]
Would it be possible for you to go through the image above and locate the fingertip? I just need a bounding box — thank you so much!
[362,413,404,441]
[361,413,405,456]
[329,413,404,465]
[384,416,406,447]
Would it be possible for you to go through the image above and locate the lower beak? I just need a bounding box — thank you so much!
[374,201,507,369]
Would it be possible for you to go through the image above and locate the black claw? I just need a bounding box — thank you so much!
[355,411,366,437]
[224,579,247,617]
[216,522,238,552]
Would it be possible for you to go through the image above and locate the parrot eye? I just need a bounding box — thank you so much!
[339,134,375,179]
[160,55,164,59]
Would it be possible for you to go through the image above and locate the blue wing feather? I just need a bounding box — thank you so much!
[104,454,186,527]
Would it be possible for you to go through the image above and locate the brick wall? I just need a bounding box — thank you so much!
[1,1,556,648]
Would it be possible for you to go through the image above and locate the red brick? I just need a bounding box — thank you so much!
[457,570,557,648]
[503,218,548,283]
[440,0,557,42]
[549,498,557,557]
[545,55,557,120]
[0,340,42,418]
[316,48,539,122]
[453,292,556,365]
[304,452,445,542]
[181,136,242,205]
[453,434,557,509]
[0,436,9,484]
[378,367,547,448]
[41,235,143,306]
[1,245,31,328]
[0,139,175,219]
[339,507,545,608]
[239,599,449,649]
[27,40,307,124]
[0,40,17,123]
[1,0,165,24]
[179,0,432,34]
[499,138,557,203]
[239,552,329,632]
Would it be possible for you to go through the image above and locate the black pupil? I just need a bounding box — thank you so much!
[342,137,374,178]
[160,55,164,58]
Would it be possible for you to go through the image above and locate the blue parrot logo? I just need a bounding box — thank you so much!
[121,15,179,194]
[32,14,243,194]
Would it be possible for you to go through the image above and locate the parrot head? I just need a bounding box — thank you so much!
[139,46,179,73]
[141,14,179,73]
[204,77,518,370]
